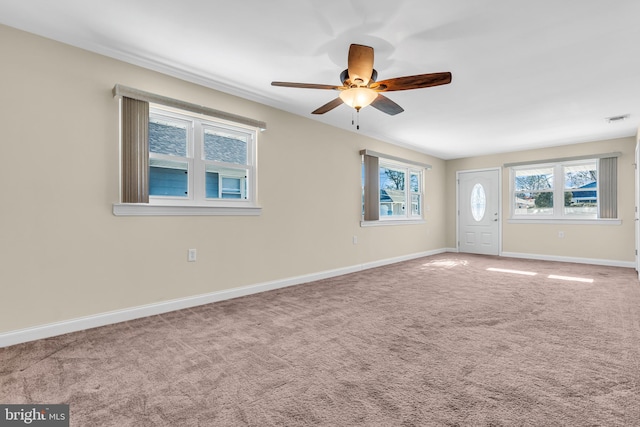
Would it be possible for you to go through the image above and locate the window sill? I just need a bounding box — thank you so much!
[508,218,621,225]
[113,203,262,216]
[360,219,425,227]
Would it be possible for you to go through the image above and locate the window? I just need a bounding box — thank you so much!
[113,85,265,216]
[470,183,486,221]
[510,156,618,220]
[361,150,429,224]
[148,108,255,206]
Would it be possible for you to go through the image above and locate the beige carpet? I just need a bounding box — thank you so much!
[1,253,639,426]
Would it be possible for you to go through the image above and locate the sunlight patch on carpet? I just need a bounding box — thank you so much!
[548,274,594,283]
[422,259,469,268]
[486,267,537,276]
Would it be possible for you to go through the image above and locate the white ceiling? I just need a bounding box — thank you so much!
[2,0,639,159]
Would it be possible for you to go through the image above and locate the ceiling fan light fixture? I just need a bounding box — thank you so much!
[271,44,451,116]
[339,87,378,111]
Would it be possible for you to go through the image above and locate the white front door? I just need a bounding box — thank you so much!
[458,169,500,255]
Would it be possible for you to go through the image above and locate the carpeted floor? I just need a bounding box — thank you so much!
[1,253,639,426]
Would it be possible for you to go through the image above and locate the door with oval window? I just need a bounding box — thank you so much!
[457,169,500,255]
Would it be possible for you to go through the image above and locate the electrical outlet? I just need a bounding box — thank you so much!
[188,248,197,262]
[353,236,358,244]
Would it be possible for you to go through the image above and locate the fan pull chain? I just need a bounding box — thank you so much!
[350,110,361,130]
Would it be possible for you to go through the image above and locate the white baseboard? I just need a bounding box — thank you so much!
[0,248,448,348]
[501,251,636,269]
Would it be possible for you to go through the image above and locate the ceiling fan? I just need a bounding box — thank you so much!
[271,44,452,117]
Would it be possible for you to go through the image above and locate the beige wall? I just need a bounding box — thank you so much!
[446,137,637,262]
[0,24,446,333]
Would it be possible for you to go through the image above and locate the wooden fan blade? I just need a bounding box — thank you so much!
[311,97,344,114]
[371,72,452,92]
[348,44,374,86]
[370,94,404,115]
[271,81,341,90]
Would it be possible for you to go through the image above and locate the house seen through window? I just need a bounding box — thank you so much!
[378,165,422,218]
[361,151,427,224]
[148,108,255,205]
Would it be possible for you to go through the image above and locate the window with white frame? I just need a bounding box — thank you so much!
[510,156,618,220]
[148,107,255,206]
[361,150,428,224]
[112,84,265,216]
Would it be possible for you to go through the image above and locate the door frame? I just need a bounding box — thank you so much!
[456,167,502,255]
[635,140,639,279]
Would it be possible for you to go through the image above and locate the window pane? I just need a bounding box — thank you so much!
[563,163,597,216]
[204,128,248,165]
[380,167,406,217]
[514,168,553,191]
[411,194,421,216]
[514,191,553,215]
[149,118,187,157]
[380,167,405,191]
[149,158,188,197]
[564,190,597,216]
[564,163,597,190]
[470,183,486,221]
[514,167,554,216]
[410,173,419,192]
[205,171,219,199]
[205,165,247,199]
[361,163,365,217]
[222,177,242,199]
